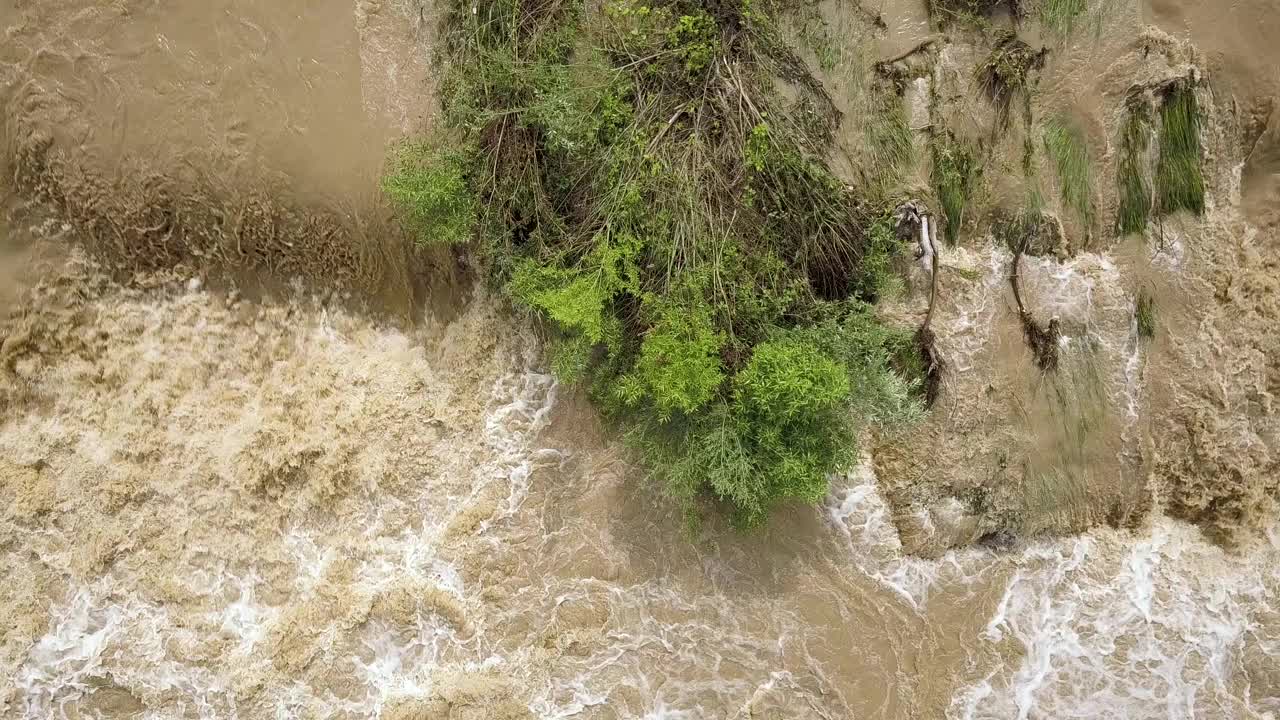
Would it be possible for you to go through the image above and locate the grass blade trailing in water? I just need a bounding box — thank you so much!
[1136,290,1156,340]
[1038,0,1088,39]
[1156,83,1205,216]
[931,131,980,245]
[1043,116,1094,230]
[927,0,1027,27]
[1114,98,1153,236]
[865,87,914,197]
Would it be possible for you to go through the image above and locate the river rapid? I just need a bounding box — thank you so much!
[1,1,1279,718]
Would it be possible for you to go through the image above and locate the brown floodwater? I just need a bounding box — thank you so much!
[2,1,1279,719]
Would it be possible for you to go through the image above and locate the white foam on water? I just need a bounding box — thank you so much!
[351,617,456,714]
[951,519,1278,720]
[826,461,992,609]
[1120,305,1145,425]
[941,245,1011,374]
[213,570,278,655]
[18,579,234,720]
[479,366,560,524]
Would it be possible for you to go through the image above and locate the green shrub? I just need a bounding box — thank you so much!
[394,0,925,526]
[1156,83,1205,216]
[736,338,850,420]
[617,302,725,420]
[668,11,721,75]
[382,144,477,245]
[631,310,920,527]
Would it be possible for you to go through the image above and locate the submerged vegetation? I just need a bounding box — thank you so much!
[1114,97,1153,236]
[1114,81,1204,235]
[1156,82,1205,217]
[1038,0,1088,38]
[931,131,980,245]
[864,88,915,197]
[1042,116,1094,231]
[386,0,924,526]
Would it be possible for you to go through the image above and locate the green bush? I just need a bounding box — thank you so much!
[382,144,477,245]
[630,310,922,527]
[617,302,725,420]
[391,0,924,526]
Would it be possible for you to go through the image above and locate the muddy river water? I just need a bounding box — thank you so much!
[1,0,1279,718]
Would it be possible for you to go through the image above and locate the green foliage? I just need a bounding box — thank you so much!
[1115,99,1152,236]
[550,334,596,383]
[633,311,921,528]
[744,122,771,172]
[864,90,914,196]
[619,302,725,420]
[1136,291,1156,340]
[509,262,618,348]
[382,143,477,245]
[396,0,925,527]
[669,11,721,75]
[853,214,905,301]
[1156,83,1205,217]
[1042,116,1094,229]
[736,338,850,420]
[932,132,981,245]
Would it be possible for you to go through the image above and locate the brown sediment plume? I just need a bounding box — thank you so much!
[0,253,526,717]
[8,108,426,320]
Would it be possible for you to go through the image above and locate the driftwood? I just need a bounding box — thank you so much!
[897,201,946,406]
[1010,236,1060,372]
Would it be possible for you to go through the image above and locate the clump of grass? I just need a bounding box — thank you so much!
[1114,97,1153,236]
[390,0,925,527]
[932,131,981,245]
[1038,0,1088,39]
[1042,116,1094,230]
[1136,291,1156,339]
[976,32,1046,132]
[1156,82,1205,216]
[864,87,915,196]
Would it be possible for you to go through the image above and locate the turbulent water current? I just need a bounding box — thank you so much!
[2,0,1279,718]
